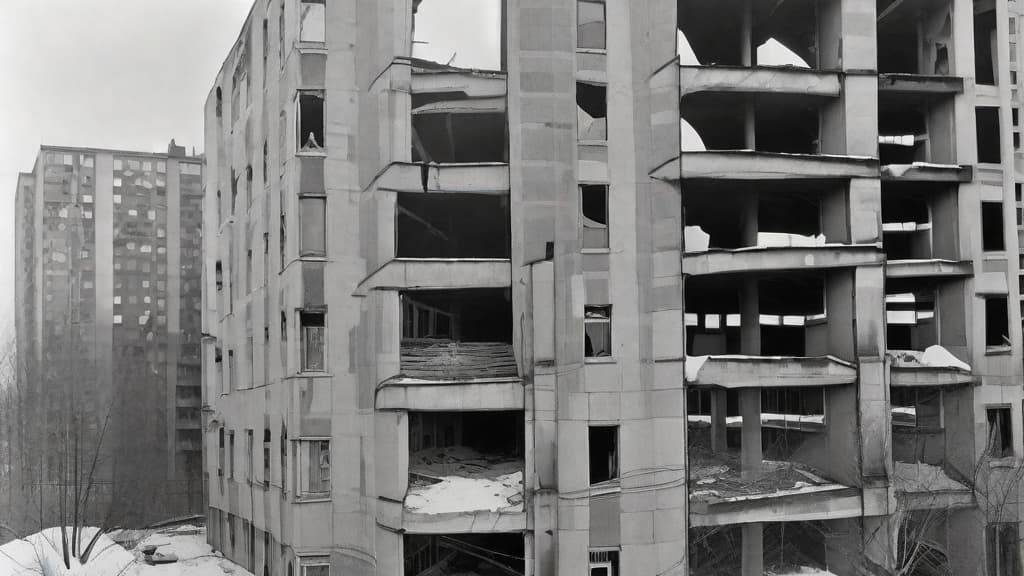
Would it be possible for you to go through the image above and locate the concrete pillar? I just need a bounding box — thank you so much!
[740,388,762,480]
[740,278,760,355]
[710,388,728,453]
[741,0,756,150]
[741,523,764,576]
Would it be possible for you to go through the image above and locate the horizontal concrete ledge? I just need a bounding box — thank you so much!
[878,74,965,95]
[400,509,527,534]
[689,485,862,527]
[880,163,972,182]
[890,366,976,387]
[885,259,973,278]
[413,96,505,114]
[897,490,975,511]
[680,65,841,97]
[653,151,879,181]
[355,258,510,295]
[411,68,507,99]
[368,162,510,195]
[689,355,857,388]
[683,245,883,275]
[376,377,524,411]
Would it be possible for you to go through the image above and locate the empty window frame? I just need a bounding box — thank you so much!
[279,0,286,66]
[577,82,607,141]
[581,185,609,250]
[246,429,254,482]
[300,556,330,576]
[298,439,331,496]
[216,261,224,291]
[577,0,606,50]
[300,311,326,371]
[401,296,454,339]
[297,92,325,152]
[584,305,612,358]
[985,297,1010,351]
[891,388,942,429]
[216,87,223,118]
[263,428,271,484]
[987,522,1021,576]
[987,406,1013,458]
[982,202,1006,251]
[228,430,236,479]
[228,350,236,391]
[589,425,618,484]
[977,107,1002,163]
[299,0,326,43]
[589,550,619,576]
[299,197,326,257]
[218,428,226,477]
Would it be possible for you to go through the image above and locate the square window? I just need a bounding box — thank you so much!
[584,305,612,358]
[581,185,609,249]
[589,426,618,484]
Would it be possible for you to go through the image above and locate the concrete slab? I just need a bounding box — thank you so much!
[877,74,964,95]
[890,366,977,387]
[401,509,527,534]
[682,245,884,275]
[370,162,510,194]
[885,259,973,278]
[653,151,879,181]
[880,164,972,182]
[687,355,858,388]
[688,486,862,527]
[354,258,511,294]
[680,65,842,97]
[376,377,524,410]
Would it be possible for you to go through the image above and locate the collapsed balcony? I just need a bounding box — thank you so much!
[678,0,823,69]
[877,0,954,75]
[690,522,844,575]
[399,289,516,380]
[405,411,524,517]
[881,182,962,262]
[397,193,510,259]
[404,534,524,576]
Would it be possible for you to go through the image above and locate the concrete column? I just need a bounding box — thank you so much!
[739,388,762,480]
[740,278,760,355]
[741,523,764,576]
[710,388,728,453]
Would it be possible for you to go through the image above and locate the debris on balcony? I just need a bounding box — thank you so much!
[689,446,842,502]
[756,232,827,248]
[406,446,524,514]
[893,461,969,493]
[889,345,970,371]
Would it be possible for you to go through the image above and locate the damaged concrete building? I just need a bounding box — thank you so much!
[10,142,205,530]
[202,0,1024,574]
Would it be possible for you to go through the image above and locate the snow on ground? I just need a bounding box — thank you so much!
[0,526,252,576]
[405,471,524,514]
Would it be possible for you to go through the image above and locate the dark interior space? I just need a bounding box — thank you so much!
[689,522,829,575]
[882,189,931,260]
[298,93,325,151]
[878,95,929,165]
[409,411,524,456]
[678,0,819,68]
[681,93,821,154]
[412,111,507,163]
[985,296,1009,349]
[877,0,952,74]
[589,425,618,484]
[986,406,1013,457]
[976,106,1002,163]
[885,285,936,350]
[975,6,997,85]
[981,201,1005,251]
[581,184,609,249]
[759,192,820,236]
[404,533,524,576]
[577,82,608,141]
[396,193,510,259]
[401,288,512,342]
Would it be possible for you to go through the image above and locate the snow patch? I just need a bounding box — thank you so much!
[405,472,524,514]
[921,345,971,371]
[757,232,827,248]
[0,528,134,576]
[685,355,709,381]
[684,226,710,253]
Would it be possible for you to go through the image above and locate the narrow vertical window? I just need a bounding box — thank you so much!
[301,311,325,371]
[246,165,253,209]
[299,197,326,256]
[263,428,271,485]
[297,92,325,151]
[581,185,609,249]
[299,0,326,43]
[987,406,1014,458]
[218,428,226,477]
[229,431,236,479]
[577,0,606,50]
[281,426,288,492]
[589,426,618,484]
[982,201,1005,251]
[299,439,330,496]
[986,297,1010,351]
[246,429,254,482]
[584,305,612,358]
[577,82,607,141]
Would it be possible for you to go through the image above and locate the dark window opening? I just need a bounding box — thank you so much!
[977,106,1002,163]
[678,0,818,69]
[218,428,225,477]
[585,305,612,358]
[577,82,607,141]
[987,406,1013,458]
[300,311,325,371]
[396,193,509,259]
[987,522,1020,576]
[281,425,288,493]
[985,297,1010,350]
[589,425,618,484]
[879,97,930,165]
[883,188,935,260]
[263,428,271,485]
[216,261,224,291]
[404,534,523,576]
[681,93,820,154]
[578,0,606,50]
[216,87,223,118]
[982,201,1005,251]
[582,185,609,250]
[891,387,942,429]
[885,290,936,351]
[410,95,507,164]
[409,411,523,457]
[299,197,326,257]
[298,92,325,151]
[401,289,511,343]
[231,168,239,213]
[976,7,998,86]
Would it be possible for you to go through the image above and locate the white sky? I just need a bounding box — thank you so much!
[0,0,254,336]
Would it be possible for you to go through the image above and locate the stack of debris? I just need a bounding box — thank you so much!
[406,446,524,514]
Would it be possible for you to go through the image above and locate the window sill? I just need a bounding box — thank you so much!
[294,370,331,378]
[589,479,621,497]
[296,41,327,52]
[576,48,607,55]
[982,252,1007,260]
[578,140,608,147]
[985,345,1012,356]
[296,150,327,158]
[585,357,616,365]
[295,495,331,504]
[582,248,610,254]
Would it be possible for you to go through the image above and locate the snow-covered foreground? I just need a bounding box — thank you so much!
[0,525,251,576]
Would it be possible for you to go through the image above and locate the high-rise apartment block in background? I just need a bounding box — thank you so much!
[11,142,204,529]
[203,0,1024,575]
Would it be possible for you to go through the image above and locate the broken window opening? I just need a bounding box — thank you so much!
[412,0,504,71]
[985,296,1010,352]
[986,406,1013,458]
[584,305,612,358]
[281,426,288,492]
[589,550,619,576]
[878,5,952,75]
[577,82,607,141]
[297,439,330,497]
[216,261,224,291]
[882,188,934,260]
[263,428,271,484]
[581,185,609,250]
[297,92,325,152]
[977,106,1002,163]
[401,289,511,343]
[396,193,510,259]
[410,89,507,163]
[982,201,1005,251]
[886,291,937,351]
[228,430,236,479]
[987,522,1021,576]
[300,311,325,372]
[299,0,325,43]
[681,93,820,154]
[891,387,942,430]
[299,196,326,257]
[577,0,606,50]
[976,6,998,85]
[404,534,524,576]
[589,425,618,484]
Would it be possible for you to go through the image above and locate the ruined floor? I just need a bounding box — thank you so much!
[689,445,840,501]
[406,446,524,514]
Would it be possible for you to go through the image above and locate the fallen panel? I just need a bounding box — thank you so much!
[683,245,884,275]
[679,65,841,97]
[686,355,857,387]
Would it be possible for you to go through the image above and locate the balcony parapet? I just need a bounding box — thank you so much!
[683,244,883,275]
[355,258,510,296]
[679,65,841,97]
[653,151,879,181]
[685,354,857,388]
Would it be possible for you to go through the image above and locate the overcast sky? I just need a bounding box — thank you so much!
[0,0,253,336]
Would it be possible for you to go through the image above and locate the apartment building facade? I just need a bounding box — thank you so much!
[203,0,1024,575]
[11,142,204,530]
